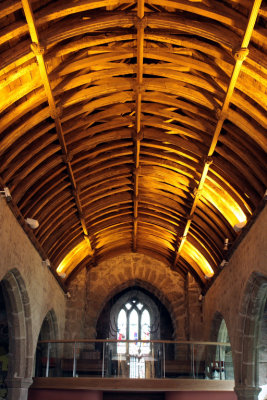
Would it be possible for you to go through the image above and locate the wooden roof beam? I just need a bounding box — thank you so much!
[21,0,94,259]
[173,0,263,269]
[133,0,145,251]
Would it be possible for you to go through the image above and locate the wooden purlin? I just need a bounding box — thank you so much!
[133,0,145,251]
[21,0,94,257]
[172,0,263,269]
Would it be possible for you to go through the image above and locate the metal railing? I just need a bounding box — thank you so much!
[35,339,234,380]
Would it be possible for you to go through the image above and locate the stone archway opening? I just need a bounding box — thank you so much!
[96,285,174,343]
[0,269,33,400]
[35,310,59,378]
[234,272,267,400]
[96,285,174,378]
[258,294,267,400]
[0,284,9,399]
[208,312,233,381]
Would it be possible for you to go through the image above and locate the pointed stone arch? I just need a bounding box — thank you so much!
[234,271,267,399]
[1,268,33,399]
[85,252,186,340]
[38,309,59,342]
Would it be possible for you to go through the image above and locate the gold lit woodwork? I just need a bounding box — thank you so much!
[203,178,249,227]
[57,240,93,276]
[181,241,214,279]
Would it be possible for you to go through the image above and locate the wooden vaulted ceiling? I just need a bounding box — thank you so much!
[0,0,266,288]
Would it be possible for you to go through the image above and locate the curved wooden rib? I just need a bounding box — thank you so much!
[0,0,266,287]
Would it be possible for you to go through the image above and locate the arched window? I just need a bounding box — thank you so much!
[117,298,151,355]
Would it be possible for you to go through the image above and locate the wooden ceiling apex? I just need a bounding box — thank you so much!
[0,0,266,288]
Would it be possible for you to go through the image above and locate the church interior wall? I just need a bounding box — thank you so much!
[0,197,66,376]
[0,196,266,398]
[202,206,267,389]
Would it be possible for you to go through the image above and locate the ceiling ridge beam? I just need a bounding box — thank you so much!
[172,0,263,269]
[133,0,145,251]
[21,0,94,259]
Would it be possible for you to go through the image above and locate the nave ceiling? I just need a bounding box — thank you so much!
[0,0,266,289]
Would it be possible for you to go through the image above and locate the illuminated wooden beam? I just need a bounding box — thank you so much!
[21,0,94,256]
[173,0,262,268]
[133,0,145,251]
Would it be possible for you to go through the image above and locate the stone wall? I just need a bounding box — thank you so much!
[65,253,193,340]
[0,198,66,377]
[202,205,267,388]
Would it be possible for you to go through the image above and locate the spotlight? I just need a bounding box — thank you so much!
[26,218,39,229]
[223,238,229,251]
[0,187,11,202]
[220,259,228,268]
[58,272,66,279]
[233,221,246,232]
[263,189,267,201]
[66,291,71,299]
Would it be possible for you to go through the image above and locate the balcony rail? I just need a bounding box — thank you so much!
[35,339,234,380]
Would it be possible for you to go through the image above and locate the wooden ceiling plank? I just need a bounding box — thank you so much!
[0,0,22,19]
[172,0,263,269]
[21,0,95,261]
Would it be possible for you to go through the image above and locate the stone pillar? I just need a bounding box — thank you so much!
[234,385,261,400]
[6,377,33,400]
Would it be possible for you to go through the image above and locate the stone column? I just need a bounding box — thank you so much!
[234,385,261,400]
[6,377,33,400]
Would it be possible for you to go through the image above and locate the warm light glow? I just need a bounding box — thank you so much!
[181,241,214,278]
[56,240,93,276]
[203,177,248,227]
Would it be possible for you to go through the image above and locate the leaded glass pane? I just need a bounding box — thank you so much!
[141,309,150,354]
[117,309,126,354]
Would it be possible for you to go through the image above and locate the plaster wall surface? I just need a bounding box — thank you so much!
[0,198,66,362]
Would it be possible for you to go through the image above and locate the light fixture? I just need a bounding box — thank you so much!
[233,221,246,232]
[223,238,229,251]
[0,187,11,202]
[66,291,71,299]
[220,259,228,268]
[42,259,50,268]
[263,189,267,201]
[58,272,66,279]
[26,218,39,229]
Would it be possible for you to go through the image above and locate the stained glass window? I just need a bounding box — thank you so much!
[116,299,151,356]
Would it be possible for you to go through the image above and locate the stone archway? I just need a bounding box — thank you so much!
[38,309,58,342]
[208,311,233,381]
[234,272,267,400]
[1,269,33,400]
[84,253,186,340]
[35,309,59,378]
